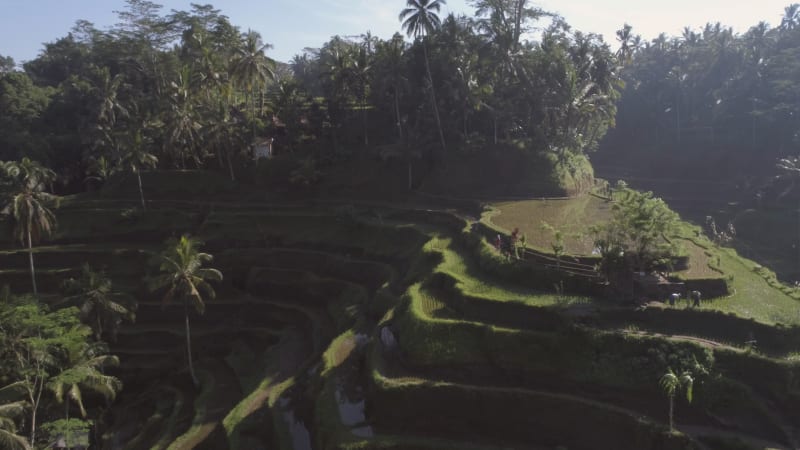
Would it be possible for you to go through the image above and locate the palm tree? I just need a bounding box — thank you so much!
[201,101,247,181]
[781,4,800,31]
[92,66,128,130]
[659,368,693,431]
[352,45,372,148]
[149,235,222,387]
[119,130,158,211]
[61,264,136,342]
[230,30,275,139]
[400,0,448,158]
[616,24,637,64]
[163,66,202,169]
[1,159,57,296]
[47,342,121,421]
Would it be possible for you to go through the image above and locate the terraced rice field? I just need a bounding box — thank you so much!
[1,176,798,449]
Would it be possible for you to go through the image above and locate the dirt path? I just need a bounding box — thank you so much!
[625,330,743,351]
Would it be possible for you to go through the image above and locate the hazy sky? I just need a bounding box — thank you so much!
[0,0,792,65]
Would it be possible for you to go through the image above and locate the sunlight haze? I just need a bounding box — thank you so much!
[0,0,792,64]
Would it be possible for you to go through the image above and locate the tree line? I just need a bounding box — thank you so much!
[606,4,800,187]
[0,0,624,192]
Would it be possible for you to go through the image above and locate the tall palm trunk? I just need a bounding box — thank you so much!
[422,41,446,160]
[29,374,43,447]
[668,395,674,431]
[251,87,257,141]
[362,95,369,148]
[395,87,413,190]
[185,301,199,387]
[394,87,403,140]
[226,150,236,181]
[27,228,37,296]
[136,167,146,211]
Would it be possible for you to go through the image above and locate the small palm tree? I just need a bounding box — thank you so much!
[1,158,58,296]
[61,264,136,342]
[119,130,158,211]
[48,341,121,420]
[149,235,222,387]
[659,368,693,431]
[83,156,117,189]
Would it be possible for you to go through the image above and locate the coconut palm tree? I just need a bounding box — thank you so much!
[781,3,800,31]
[61,264,136,342]
[201,101,247,181]
[616,24,637,64]
[1,159,57,296]
[163,66,202,169]
[659,368,693,431]
[400,0,448,157]
[119,130,158,211]
[149,235,222,387]
[230,30,276,139]
[92,66,128,130]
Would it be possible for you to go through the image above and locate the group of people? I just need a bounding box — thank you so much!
[668,290,702,307]
[493,227,526,260]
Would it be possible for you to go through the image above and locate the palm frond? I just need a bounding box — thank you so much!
[196,268,223,282]
[0,429,32,450]
[69,383,87,418]
[0,382,28,403]
[0,401,28,419]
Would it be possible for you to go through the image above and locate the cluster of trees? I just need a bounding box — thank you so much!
[1,1,276,193]
[0,159,221,447]
[591,184,682,276]
[0,0,624,194]
[0,239,221,448]
[0,278,125,449]
[606,4,800,180]
[290,0,623,167]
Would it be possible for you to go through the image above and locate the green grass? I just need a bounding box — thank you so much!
[322,330,358,375]
[702,247,800,325]
[426,235,591,307]
[490,196,612,255]
[166,369,216,450]
[673,238,721,279]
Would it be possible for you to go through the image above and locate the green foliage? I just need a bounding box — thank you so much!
[0,72,53,162]
[149,234,222,386]
[149,235,222,313]
[289,157,322,188]
[540,221,565,261]
[0,293,118,447]
[593,187,681,271]
[0,158,58,244]
[38,418,91,448]
[61,264,136,341]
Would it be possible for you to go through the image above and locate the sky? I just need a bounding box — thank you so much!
[0,0,792,65]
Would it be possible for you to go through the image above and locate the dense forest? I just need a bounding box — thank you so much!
[1,1,800,449]
[604,6,800,186]
[0,0,624,193]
